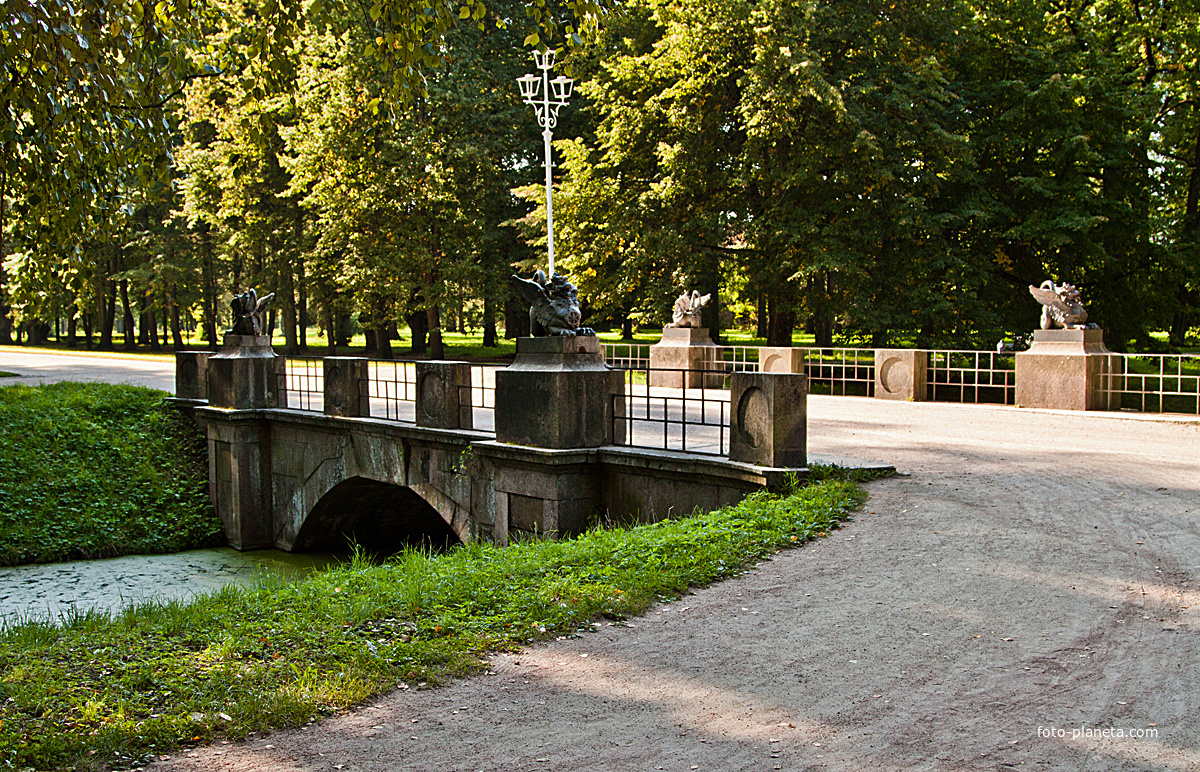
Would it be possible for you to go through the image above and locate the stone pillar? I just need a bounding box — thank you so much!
[206,334,285,409]
[202,409,273,550]
[416,360,473,430]
[324,357,369,417]
[495,336,625,448]
[649,327,723,388]
[1015,329,1118,410]
[175,350,215,400]
[759,346,805,374]
[874,349,928,401]
[728,372,807,468]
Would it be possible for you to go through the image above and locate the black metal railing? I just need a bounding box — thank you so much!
[611,366,730,456]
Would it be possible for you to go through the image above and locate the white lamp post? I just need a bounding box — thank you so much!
[518,49,573,278]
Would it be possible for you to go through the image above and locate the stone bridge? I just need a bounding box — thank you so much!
[174,335,812,553]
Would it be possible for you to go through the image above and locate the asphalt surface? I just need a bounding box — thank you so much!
[0,348,176,392]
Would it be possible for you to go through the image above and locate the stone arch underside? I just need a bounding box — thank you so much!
[291,476,462,553]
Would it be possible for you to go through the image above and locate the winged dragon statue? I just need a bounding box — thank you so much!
[229,289,276,336]
[1028,280,1095,330]
[666,290,712,329]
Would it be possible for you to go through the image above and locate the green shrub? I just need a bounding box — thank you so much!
[0,382,220,566]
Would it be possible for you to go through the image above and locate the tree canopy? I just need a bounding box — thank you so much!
[1,0,1197,352]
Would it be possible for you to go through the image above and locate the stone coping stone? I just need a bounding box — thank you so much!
[655,327,716,345]
[215,333,277,358]
[1027,328,1111,354]
[509,335,608,371]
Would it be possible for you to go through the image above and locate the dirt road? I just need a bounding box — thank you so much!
[158,397,1200,771]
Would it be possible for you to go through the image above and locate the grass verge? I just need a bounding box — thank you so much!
[0,382,219,566]
[0,469,877,771]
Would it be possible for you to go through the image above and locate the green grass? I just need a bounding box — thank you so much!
[0,469,875,771]
[0,382,220,566]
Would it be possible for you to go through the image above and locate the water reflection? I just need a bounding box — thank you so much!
[0,547,342,624]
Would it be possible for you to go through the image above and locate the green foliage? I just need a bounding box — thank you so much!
[0,474,867,771]
[0,382,219,566]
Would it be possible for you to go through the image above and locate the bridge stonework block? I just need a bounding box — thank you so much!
[323,357,369,417]
[206,334,285,410]
[204,411,274,551]
[495,336,624,449]
[474,442,600,544]
[648,327,723,389]
[1015,329,1120,410]
[874,349,928,401]
[416,361,473,430]
[758,347,805,375]
[728,373,808,468]
[175,351,215,400]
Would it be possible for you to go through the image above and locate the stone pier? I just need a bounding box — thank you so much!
[649,327,723,389]
[1015,329,1120,410]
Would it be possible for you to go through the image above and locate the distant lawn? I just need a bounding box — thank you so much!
[0,382,220,566]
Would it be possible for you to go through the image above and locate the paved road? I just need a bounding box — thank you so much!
[0,348,175,392]
[152,397,1199,772]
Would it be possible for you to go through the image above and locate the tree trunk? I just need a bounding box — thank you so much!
[621,314,633,341]
[202,229,218,345]
[98,259,116,350]
[324,307,336,356]
[297,261,308,351]
[280,265,297,353]
[375,324,393,359]
[138,308,151,345]
[148,301,161,351]
[756,293,768,339]
[483,295,497,347]
[120,279,136,350]
[426,305,444,359]
[766,294,795,347]
[67,304,78,347]
[169,287,184,349]
[504,297,530,339]
[83,309,94,349]
[0,151,11,345]
[408,309,428,354]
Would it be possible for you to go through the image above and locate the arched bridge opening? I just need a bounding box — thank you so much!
[292,477,462,555]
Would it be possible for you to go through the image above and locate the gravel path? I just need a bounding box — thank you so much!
[153,397,1200,772]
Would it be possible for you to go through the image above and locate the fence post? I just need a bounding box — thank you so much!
[758,346,805,374]
[728,372,807,468]
[874,349,928,401]
[323,357,369,417]
[416,360,474,430]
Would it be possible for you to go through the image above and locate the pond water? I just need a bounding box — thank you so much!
[0,548,341,625]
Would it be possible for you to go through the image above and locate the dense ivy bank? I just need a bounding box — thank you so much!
[0,471,873,771]
[0,382,219,566]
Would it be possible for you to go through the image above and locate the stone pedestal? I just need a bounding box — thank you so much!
[175,350,215,400]
[728,373,807,468]
[495,336,625,449]
[1015,329,1118,410]
[759,346,805,374]
[874,349,928,401]
[416,360,473,430]
[206,334,285,410]
[323,357,369,417]
[649,327,723,388]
